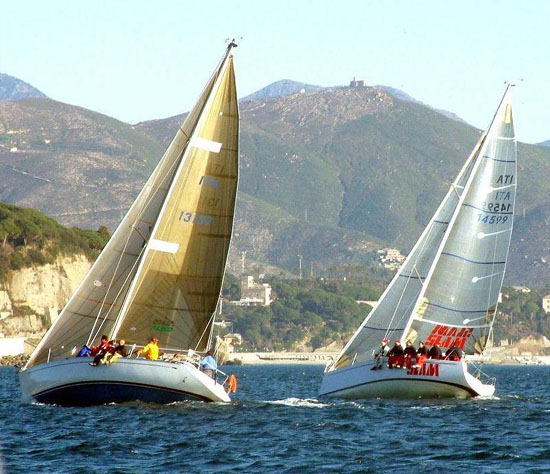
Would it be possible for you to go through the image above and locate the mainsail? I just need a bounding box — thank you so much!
[333,86,515,369]
[26,43,239,368]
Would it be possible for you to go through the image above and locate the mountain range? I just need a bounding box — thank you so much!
[0,73,47,100]
[1,74,550,286]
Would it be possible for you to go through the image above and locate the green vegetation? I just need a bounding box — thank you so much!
[494,286,550,344]
[0,202,110,279]
[221,276,379,351]
[220,277,550,351]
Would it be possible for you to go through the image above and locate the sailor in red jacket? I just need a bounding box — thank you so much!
[387,340,404,368]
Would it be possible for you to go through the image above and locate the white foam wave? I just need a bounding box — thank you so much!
[266,397,330,408]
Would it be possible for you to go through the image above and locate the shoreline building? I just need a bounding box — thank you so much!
[230,276,273,307]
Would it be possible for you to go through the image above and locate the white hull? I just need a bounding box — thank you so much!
[19,357,231,406]
[319,359,494,399]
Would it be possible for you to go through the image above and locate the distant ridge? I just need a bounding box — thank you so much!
[0,73,47,100]
[376,85,467,124]
[537,140,550,147]
[241,79,325,101]
[242,79,467,124]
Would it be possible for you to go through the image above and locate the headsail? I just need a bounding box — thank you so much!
[332,86,515,369]
[25,43,239,368]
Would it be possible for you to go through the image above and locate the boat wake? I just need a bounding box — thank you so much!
[266,397,329,408]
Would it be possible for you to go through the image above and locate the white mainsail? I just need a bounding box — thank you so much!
[25,42,239,369]
[332,86,515,370]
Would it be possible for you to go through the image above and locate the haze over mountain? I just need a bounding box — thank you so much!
[1,75,550,286]
[0,73,47,100]
[537,140,550,147]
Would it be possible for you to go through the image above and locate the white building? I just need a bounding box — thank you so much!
[230,276,273,307]
[378,248,406,270]
[543,295,550,314]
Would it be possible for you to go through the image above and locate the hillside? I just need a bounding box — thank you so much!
[0,98,164,230]
[2,84,550,285]
[241,79,325,102]
[0,73,47,100]
[0,201,109,278]
[0,202,108,338]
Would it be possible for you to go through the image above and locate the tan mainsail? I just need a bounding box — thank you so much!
[25,43,238,368]
[114,57,238,351]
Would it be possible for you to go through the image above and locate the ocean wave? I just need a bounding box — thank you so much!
[266,397,330,408]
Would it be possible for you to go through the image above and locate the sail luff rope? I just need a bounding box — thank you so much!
[413,265,424,285]
[483,92,516,356]
[400,148,486,342]
[194,310,218,352]
[209,57,240,353]
[85,226,140,346]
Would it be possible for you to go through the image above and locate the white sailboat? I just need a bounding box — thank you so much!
[19,41,240,405]
[319,85,517,399]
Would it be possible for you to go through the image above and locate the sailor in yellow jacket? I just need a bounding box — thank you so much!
[137,338,160,360]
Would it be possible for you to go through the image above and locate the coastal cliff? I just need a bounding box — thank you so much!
[0,255,91,338]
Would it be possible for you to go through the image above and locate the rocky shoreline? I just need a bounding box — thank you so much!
[0,354,29,367]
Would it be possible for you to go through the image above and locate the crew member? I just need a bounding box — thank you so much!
[371,338,390,370]
[89,335,112,366]
[387,340,404,368]
[403,340,417,369]
[200,351,218,378]
[445,343,463,361]
[428,344,442,360]
[137,338,160,360]
[416,341,429,366]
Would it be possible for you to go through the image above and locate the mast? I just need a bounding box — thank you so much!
[331,85,515,370]
[400,85,515,349]
[111,42,239,349]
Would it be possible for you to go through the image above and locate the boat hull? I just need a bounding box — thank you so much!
[319,359,494,399]
[19,357,231,406]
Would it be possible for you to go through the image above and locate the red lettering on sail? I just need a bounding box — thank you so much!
[425,325,473,348]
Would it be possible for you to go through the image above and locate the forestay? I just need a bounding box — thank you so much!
[25,44,239,368]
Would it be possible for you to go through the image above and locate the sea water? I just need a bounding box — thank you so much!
[1,364,550,473]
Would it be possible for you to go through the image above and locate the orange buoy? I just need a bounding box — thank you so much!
[226,374,237,393]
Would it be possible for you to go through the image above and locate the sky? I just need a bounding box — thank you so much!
[1,0,548,143]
